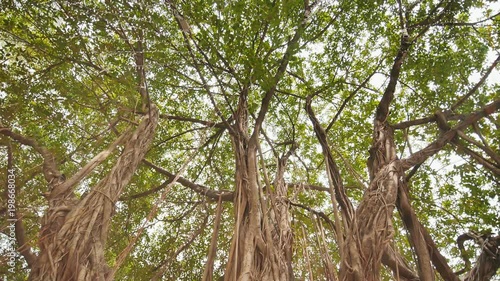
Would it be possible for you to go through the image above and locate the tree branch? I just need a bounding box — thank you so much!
[401,99,500,170]
[0,126,62,183]
[142,159,234,201]
[305,95,354,223]
[54,130,131,198]
[250,1,314,140]
[397,182,460,281]
[451,54,500,112]
[326,58,384,132]
[375,35,411,122]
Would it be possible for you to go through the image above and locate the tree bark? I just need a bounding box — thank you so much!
[28,106,158,281]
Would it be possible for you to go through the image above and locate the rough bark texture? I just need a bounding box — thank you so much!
[222,3,313,278]
[341,161,401,281]
[339,33,410,281]
[28,106,158,281]
[461,233,500,281]
[224,94,265,281]
[224,87,296,280]
[307,94,421,281]
[273,147,296,281]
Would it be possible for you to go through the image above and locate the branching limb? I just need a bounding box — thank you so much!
[452,142,500,177]
[458,232,500,281]
[152,210,209,281]
[250,1,316,141]
[326,57,385,132]
[305,95,354,223]
[166,0,237,136]
[53,130,131,198]
[142,160,234,201]
[456,130,500,167]
[401,99,500,170]
[451,54,500,112]
[0,125,62,183]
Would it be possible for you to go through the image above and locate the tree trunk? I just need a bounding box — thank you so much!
[29,107,158,281]
[224,94,293,281]
[339,110,400,281]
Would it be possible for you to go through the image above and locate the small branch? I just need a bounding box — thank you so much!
[166,0,237,136]
[326,58,384,132]
[287,183,330,193]
[152,211,209,281]
[425,12,500,28]
[288,201,336,231]
[451,54,500,112]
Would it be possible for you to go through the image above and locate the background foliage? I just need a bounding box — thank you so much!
[1,0,499,280]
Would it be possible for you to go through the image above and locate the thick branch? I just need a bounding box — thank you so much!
[399,174,460,280]
[53,130,131,198]
[397,182,437,281]
[142,159,234,201]
[401,99,500,170]
[456,131,500,167]
[287,183,330,193]
[305,95,354,222]
[375,36,411,122]
[130,109,228,129]
[0,126,62,182]
[251,2,313,140]
[288,201,335,230]
[382,244,420,281]
[393,115,437,130]
[464,235,500,281]
[451,54,500,112]
[393,112,466,130]
[453,142,500,177]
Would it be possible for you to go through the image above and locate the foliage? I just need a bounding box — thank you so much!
[1,0,499,280]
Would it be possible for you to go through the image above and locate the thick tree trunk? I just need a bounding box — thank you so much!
[28,107,158,281]
[224,94,264,281]
[224,136,265,281]
[224,94,293,281]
